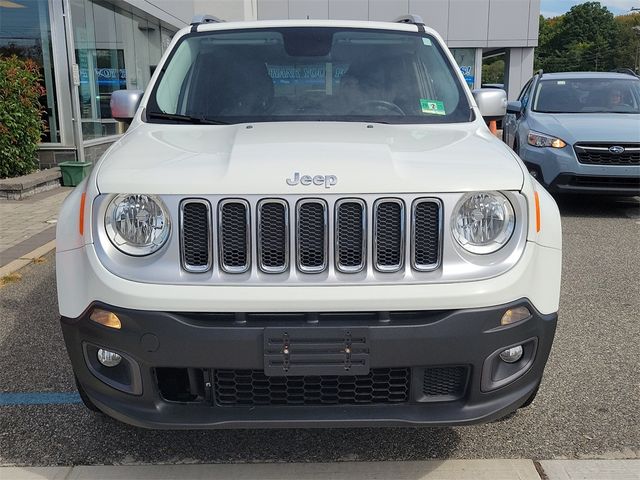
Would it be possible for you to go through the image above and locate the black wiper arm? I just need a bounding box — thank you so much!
[147,111,229,125]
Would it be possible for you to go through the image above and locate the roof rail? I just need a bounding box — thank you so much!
[190,14,224,27]
[394,14,425,26]
[610,68,639,77]
[534,69,544,79]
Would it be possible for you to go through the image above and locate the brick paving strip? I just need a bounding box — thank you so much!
[1,460,638,479]
[0,187,72,269]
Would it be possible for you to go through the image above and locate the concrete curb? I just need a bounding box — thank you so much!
[0,240,56,279]
[2,460,639,479]
[0,460,542,479]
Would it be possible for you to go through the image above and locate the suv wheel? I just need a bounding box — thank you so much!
[513,138,520,155]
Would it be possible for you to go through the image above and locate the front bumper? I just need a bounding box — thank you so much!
[63,300,557,429]
[519,143,640,195]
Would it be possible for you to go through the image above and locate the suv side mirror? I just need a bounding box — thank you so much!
[110,90,144,123]
[472,88,507,121]
[506,101,523,116]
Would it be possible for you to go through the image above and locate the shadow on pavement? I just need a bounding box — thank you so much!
[554,193,640,219]
[1,405,461,465]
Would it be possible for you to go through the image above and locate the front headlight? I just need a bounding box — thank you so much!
[527,131,566,148]
[452,192,515,254]
[105,194,170,256]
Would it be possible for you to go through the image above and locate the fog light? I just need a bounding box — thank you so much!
[499,345,524,363]
[501,306,531,326]
[97,348,122,367]
[90,308,121,329]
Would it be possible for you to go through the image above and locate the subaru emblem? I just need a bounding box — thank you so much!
[609,146,625,154]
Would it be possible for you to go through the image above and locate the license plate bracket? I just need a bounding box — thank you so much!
[263,327,370,376]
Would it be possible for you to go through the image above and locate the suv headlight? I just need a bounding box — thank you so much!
[452,192,515,254]
[105,194,170,256]
[527,131,566,148]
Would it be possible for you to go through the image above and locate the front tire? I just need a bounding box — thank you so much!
[513,138,520,155]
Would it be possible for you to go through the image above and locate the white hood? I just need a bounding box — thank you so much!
[96,122,524,195]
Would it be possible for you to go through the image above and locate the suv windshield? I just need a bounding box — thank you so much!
[147,27,472,125]
[532,78,640,114]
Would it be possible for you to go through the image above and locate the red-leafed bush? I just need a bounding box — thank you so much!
[0,55,46,178]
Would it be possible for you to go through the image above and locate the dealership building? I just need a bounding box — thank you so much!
[0,0,539,167]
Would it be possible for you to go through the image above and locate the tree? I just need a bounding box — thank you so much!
[613,13,640,73]
[482,58,505,84]
[535,2,620,72]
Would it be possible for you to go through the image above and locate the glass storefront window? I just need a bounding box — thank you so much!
[451,48,476,89]
[70,0,175,141]
[0,0,60,143]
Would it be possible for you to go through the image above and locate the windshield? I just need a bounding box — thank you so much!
[532,78,640,114]
[147,27,472,125]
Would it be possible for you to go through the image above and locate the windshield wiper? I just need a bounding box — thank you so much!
[147,111,229,125]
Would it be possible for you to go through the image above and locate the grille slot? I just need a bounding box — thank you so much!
[422,366,469,401]
[296,200,328,273]
[335,199,366,273]
[258,200,289,273]
[180,200,211,272]
[412,200,441,271]
[575,143,640,166]
[218,200,250,273]
[214,368,410,406]
[374,199,405,272]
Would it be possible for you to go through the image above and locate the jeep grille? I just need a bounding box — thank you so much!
[180,197,441,276]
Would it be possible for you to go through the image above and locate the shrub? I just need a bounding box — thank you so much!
[0,55,46,178]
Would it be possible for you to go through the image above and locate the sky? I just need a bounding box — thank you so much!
[541,0,640,17]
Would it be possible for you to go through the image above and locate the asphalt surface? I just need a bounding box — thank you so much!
[1,195,639,466]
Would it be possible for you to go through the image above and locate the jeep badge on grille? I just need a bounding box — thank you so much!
[286,172,338,188]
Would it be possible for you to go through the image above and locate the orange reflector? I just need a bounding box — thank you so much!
[79,191,87,236]
[501,306,532,326]
[89,308,122,329]
[534,191,541,233]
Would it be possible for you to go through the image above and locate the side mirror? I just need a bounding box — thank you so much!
[506,101,523,115]
[472,88,508,121]
[110,90,144,123]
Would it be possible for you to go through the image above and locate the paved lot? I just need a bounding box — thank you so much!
[0,188,71,267]
[0,195,638,467]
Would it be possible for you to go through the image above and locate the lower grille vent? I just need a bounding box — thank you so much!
[422,366,469,401]
[214,368,410,406]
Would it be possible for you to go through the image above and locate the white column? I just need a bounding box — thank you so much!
[505,47,534,100]
[474,48,483,89]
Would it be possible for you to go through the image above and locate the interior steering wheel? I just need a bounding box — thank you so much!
[354,100,406,116]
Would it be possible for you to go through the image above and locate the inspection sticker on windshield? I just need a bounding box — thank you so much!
[420,99,446,115]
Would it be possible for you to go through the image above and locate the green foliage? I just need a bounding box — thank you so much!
[613,13,640,72]
[482,57,505,84]
[535,2,623,73]
[0,55,46,178]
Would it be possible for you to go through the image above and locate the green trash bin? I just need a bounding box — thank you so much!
[59,161,92,187]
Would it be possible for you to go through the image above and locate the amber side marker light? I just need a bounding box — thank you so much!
[89,308,122,329]
[501,306,532,326]
[79,191,87,236]
[534,191,541,233]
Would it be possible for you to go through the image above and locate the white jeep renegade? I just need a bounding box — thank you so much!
[56,15,562,429]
